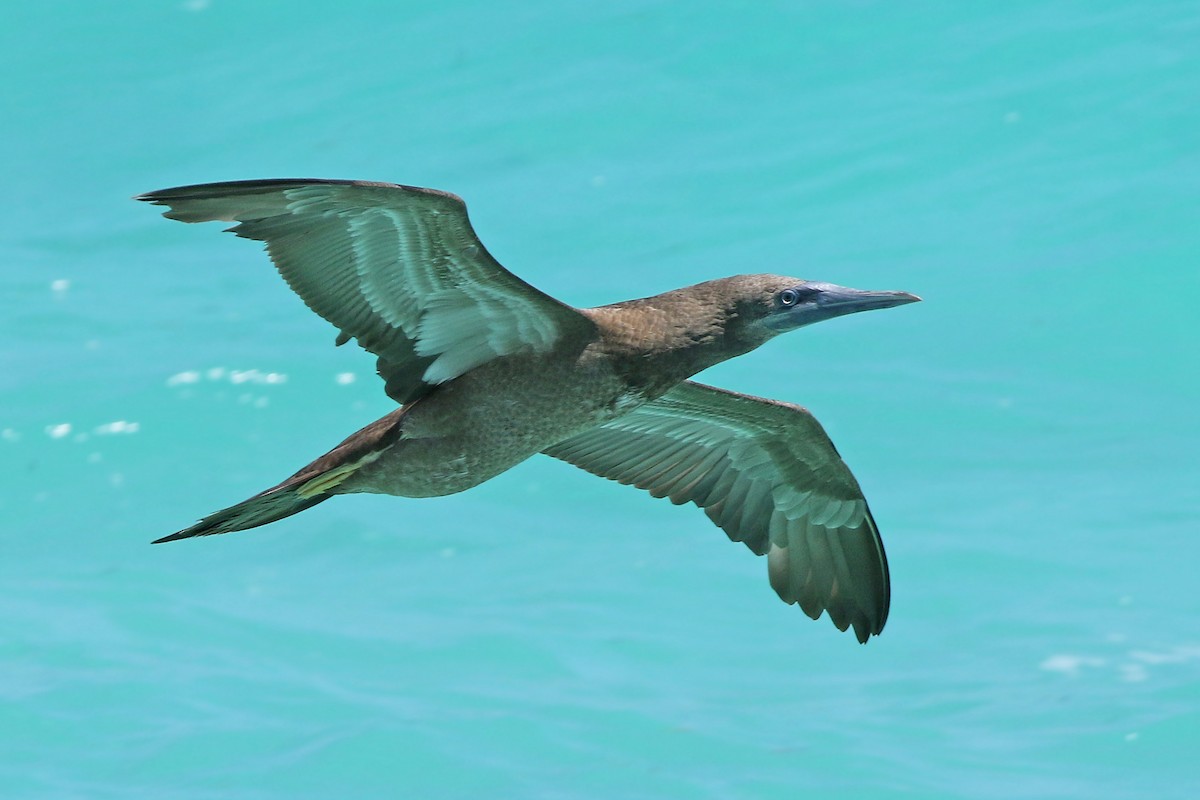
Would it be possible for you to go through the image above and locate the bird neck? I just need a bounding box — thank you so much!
[583,291,768,395]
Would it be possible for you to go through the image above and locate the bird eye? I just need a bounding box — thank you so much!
[778,288,800,307]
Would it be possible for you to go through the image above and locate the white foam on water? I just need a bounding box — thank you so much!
[1129,646,1200,665]
[167,371,201,386]
[94,421,140,435]
[1039,654,1105,677]
[45,423,72,439]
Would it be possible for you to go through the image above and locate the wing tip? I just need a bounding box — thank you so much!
[135,179,470,225]
[134,179,467,206]
[824,607,885,644]
[852,614,885,644]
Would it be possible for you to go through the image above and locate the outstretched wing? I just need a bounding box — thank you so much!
[138,179,596,403]
[543,381,890,643]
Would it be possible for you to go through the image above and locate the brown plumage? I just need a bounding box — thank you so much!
[138,178,919,643]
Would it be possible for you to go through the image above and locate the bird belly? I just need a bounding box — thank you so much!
[337,355,637,498]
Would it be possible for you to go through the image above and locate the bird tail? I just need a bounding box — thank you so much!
[152,483,332,543]
[154,407,409,544]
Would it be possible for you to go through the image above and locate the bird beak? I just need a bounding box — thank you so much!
[771,283,921,331]
[815,284,922,316]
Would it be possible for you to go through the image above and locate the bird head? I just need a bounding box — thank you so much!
[735,275,921,336]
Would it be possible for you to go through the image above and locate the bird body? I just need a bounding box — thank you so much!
[138,179,919,643]
[342,275,788,497]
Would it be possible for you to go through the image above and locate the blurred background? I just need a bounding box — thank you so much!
[2,1,1197,797]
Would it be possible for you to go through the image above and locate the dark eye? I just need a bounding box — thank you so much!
[778,288,800,307]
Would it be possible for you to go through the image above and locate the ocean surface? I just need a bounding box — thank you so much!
[2,2,1198,797]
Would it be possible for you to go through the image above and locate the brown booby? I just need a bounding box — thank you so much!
[138,179,919,643]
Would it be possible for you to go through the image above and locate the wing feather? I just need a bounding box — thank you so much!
[543,380,890,643]
[138,179,595,403]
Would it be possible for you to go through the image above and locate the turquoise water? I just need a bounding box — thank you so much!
[3,1,1198,796]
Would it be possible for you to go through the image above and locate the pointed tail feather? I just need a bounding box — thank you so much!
[153,485,332,543]
[155,406,410,544]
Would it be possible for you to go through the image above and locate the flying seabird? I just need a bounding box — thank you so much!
[137,179,919,643]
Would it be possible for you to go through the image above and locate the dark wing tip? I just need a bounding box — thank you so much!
[134,179,469,227]
[767,511,890,644]
[860,505,891,639]
[134,178,465,206]
[855,614,886,644]
[134,178,384,203]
